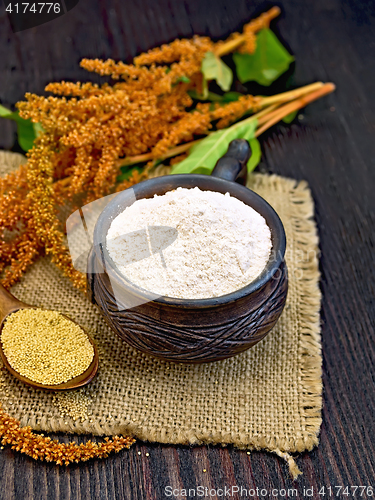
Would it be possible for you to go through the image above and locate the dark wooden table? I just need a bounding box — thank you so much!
[0,0,374,498]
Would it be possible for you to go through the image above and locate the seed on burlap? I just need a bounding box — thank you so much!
[52,390,93,422]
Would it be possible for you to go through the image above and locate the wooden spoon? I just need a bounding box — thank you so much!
[0,284,99,391]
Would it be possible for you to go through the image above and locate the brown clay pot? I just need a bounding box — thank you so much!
[87,140,288,363]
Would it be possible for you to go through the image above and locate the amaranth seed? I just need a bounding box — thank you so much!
[1,309,94,385]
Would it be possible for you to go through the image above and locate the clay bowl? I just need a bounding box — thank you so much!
[87,143,287,363]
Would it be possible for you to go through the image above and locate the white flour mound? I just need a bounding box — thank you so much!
[106,187,272,299]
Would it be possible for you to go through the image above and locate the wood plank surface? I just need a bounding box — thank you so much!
[0,0,374,498]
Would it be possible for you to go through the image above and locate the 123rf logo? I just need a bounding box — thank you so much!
[2,0,80,32]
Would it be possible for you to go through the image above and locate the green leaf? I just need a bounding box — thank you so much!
[188,90,242,102]
[17,119,38,151]
[0,104,13,118]
[177,75,191,84]
[201,51,233,92]
[117,165,143,183]
[188,166,211,175]
[233,29,294,86]
[188,90,214,101]
[201,76,209,99]
[247,138,262,172]
[0,104,43,151]
[170,117,257,175]
[220,91,242,102]
[282,110,298,123]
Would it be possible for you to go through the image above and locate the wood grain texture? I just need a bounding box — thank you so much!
[0,0,375,498]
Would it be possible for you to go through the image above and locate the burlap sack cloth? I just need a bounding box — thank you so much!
[0,152,322,474]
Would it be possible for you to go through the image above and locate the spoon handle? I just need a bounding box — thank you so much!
[0,284,30,322]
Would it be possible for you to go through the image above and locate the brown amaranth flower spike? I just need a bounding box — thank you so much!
[0,164,42,288]
[0,405,135,465]
[215,6,281,56]
[211,95,263,129]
